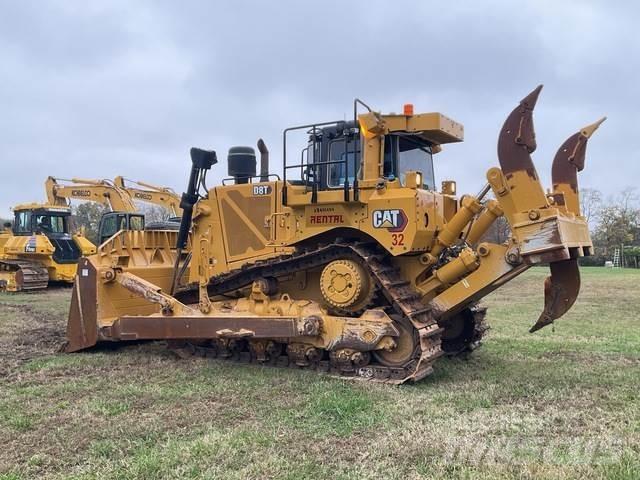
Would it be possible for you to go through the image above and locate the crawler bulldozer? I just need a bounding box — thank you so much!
[0,203,96,291]
[64,86,604,383]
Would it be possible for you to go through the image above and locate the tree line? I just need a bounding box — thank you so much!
[581,187,640,267]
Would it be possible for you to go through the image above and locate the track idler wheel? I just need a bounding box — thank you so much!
[372,316,419,368]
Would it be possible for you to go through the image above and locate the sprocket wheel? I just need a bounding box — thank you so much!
[319,259,376,315]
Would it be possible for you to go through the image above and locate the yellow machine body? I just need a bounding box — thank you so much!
[0,203,96,291]
[65,87,602,383]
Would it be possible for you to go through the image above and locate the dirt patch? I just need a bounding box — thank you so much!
[0,302,66,374]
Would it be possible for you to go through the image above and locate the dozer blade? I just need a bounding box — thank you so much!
[497,84,542,176]
[530,259,580,333]
[551,117,606,215]
[63,258,98,352]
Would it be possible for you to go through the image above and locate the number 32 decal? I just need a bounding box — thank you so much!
[391,233,405,246]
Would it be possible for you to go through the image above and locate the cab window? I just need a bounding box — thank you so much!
[34,214,68,234]
[13,211,32,234]
[383,135,435,190]
[101,215,118,239]
[327,139,360,188]
[398,137,435,190]
[129,215,144,230]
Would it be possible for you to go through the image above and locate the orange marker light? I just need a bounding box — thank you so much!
[403,103,414,116]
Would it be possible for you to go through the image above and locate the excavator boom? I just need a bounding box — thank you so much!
[114,176,182,217]
[45,177,137,212]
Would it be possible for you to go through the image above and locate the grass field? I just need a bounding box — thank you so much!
[0,267,638,479]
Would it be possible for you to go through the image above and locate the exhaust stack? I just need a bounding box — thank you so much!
[257,138,269,182]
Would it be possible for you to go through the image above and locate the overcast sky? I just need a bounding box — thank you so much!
[1,0,637,216]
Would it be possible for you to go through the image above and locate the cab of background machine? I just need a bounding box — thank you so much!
[5,204,97,263]
[12,204,73,238]
[97,212,145,245]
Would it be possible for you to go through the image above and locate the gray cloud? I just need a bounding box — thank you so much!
[1,0,637,215]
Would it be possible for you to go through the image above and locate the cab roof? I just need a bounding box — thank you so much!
[13,202,71,213]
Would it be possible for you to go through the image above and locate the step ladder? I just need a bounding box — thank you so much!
[613,248,621,268]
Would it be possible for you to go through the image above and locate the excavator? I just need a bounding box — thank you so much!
[0,177,143,291]
[64,86,604,383]
[0,203,96,291]
[114,176,183,218]
[45,177,146,244]
[0,176,179,292]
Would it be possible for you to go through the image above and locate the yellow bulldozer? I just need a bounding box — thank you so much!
[0,203,96,291]
[0,176,182,292]
[64,86,604,383]
[0,176,142,292]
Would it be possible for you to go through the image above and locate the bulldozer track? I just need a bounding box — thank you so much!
[172,241,487,384]
[442,304,488,356]
[0,260,49,292]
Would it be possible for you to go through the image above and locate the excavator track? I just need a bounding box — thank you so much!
[0,260,49,292]
[171,242,485,384]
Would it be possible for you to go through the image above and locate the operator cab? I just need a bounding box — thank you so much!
[13,207,72,237]
[12,206,82,263]
[98,212,145,245]
[286,121,436,194]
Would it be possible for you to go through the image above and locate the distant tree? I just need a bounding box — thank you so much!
[71,203,109,244]
[0,217,12,230]
[579,188,602,225]
[592,188,640,258]
[137,204,172,223]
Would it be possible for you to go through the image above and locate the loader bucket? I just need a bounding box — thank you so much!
[495,87,601,332]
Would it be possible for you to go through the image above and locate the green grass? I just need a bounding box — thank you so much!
[0,267,638,479]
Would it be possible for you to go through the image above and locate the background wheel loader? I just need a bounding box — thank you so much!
[64,86,603,383]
